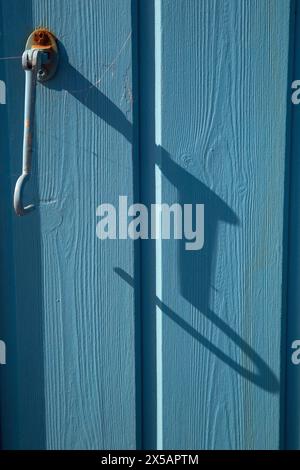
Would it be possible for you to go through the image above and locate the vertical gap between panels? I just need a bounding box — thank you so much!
[134,0,161,450]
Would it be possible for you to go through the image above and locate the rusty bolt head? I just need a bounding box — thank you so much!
[33,30,51,46]
[37,68,48,81]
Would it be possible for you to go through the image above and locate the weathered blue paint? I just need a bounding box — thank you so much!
[0,0,297,450]
[0,0,138,450]
[136,0,292,450]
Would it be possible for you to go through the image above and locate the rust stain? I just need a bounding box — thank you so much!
[27,28,58,80]
[32,29,53,47]
[32,45,52,50]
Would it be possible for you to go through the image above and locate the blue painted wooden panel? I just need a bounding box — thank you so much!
[136,0,291,450]
[0,0,296,451]
[0,0,139,450]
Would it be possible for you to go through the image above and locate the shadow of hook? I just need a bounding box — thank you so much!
[114,267,280,393]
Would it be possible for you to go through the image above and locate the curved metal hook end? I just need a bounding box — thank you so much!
[14,173,35,216]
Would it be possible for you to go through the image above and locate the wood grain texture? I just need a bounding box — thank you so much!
[0,0,138,449]
[0,0,294,451]
[139,0,291,449]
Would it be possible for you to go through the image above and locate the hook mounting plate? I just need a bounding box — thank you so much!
[25,28,59,82]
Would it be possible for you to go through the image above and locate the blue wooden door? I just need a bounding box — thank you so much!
[0,0,297,450]
[0,0,139,450]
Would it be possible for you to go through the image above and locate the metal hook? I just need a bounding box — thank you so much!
[14,29,59,216]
